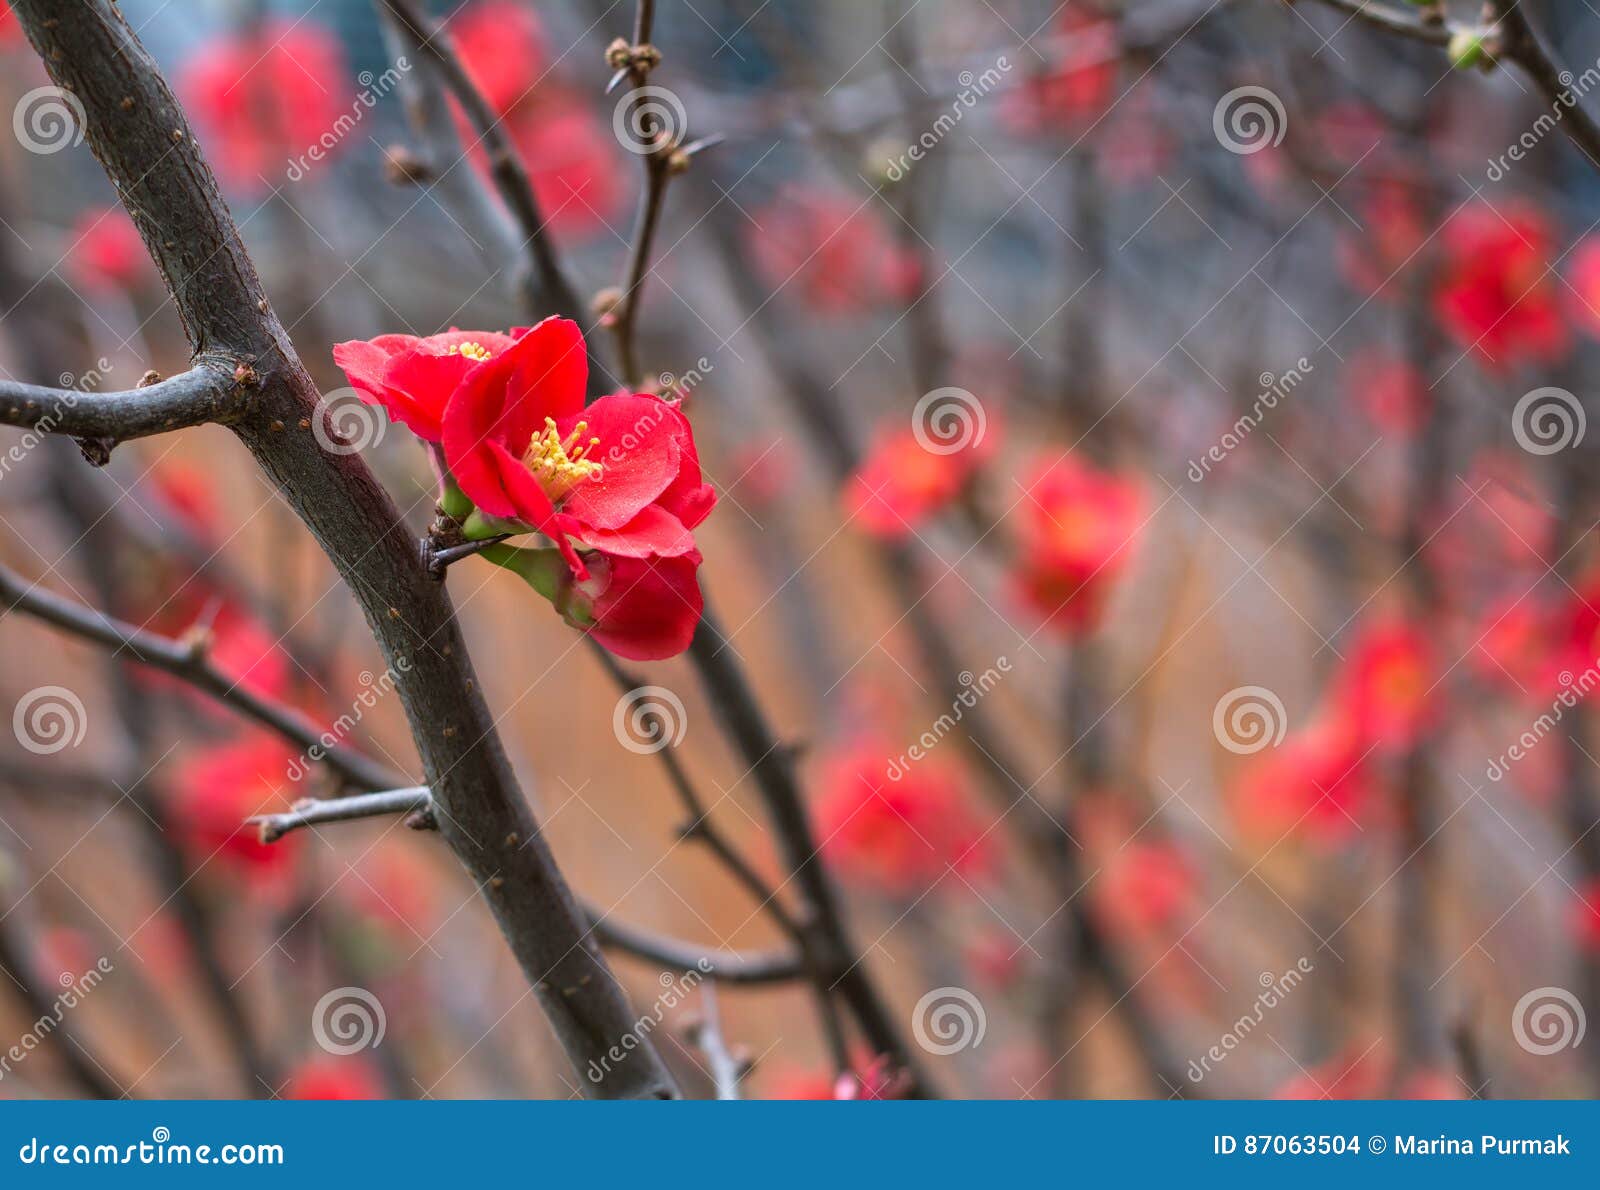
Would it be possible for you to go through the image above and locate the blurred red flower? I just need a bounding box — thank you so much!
[450,0,547,115]
[1235,717,1375,843]
[748,187,921,313]
[1432,202,1568,370]
[170,735,301,877]
[1094,840,1197,935]
[1572,876,1600,953]
[1339,179,1428,301]
[67,208,149,294]
[1567,235,1600,336]
[181,19,353,191]
[1010,454,1143,637]
[283,1055,383,1100]
[845,427,987,539]
[1331,616,1436,754]
[813,740,992,896]
[334,326,527,442]
[1347,350,1430,437]
[1272,1041,1384,1099]
[0,2,18,47]
[1004,5,1118,134]
[443,317,716,581]
[504,95,626,239]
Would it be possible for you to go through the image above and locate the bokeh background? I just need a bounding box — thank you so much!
[1,0,1599,1099]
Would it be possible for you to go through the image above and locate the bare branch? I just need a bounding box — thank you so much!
[0,562,400,793]
[0,366,243,448]
[250,786,434,843]
[13,0,677,1098]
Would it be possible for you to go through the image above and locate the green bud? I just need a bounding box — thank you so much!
[1449,29,1486,69]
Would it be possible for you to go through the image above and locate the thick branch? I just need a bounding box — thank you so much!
[15,0,676,1098]
[0,366,242,445]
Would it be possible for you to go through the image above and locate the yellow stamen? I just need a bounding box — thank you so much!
[523,417,604,501]
[448,341,493,361]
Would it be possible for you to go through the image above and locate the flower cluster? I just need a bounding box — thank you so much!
[334,318,715,659]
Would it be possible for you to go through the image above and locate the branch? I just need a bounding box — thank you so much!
[14,0,676,1098]
[0,562,399,793]
[0,366,242,449]
[250,786,434,843]
[588,914,802,986]
[377,0,586,326]
[688,984,747,1099]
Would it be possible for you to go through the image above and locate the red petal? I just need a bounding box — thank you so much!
[559,394,682,531]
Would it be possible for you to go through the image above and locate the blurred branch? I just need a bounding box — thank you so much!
[13,0,677,1099]
[0,366,242,449]
[376,0,587,326]
[688,984,747,1099]
[0,562,400,792]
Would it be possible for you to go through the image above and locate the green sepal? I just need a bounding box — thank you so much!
[462,507,526,541]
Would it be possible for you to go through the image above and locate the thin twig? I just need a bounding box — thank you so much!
[250,786,434,843]
[688,984,746,1099]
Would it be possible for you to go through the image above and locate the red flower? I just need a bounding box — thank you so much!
[813,740,992,896]
[181,19,352,190]
[1432,202,1568,370]
[170,735,301,877]
[333,327,527,442]
[1234,717,1375,843]
[67,208,149,294]
[1573,876,1600,953]
[1094,841,1197,934]
[442,317,715,581]
[1347,350,1430,437]
[0,3,19,47]
[1471,594,1565,699]
[1567,235,1600,336]
[1005,5,1119,134]
[1339,179,1428,301]
[495,546,705,662]
[845,428,986,538]
[283,1055,383,1100]
[505,95,625,238]
[748,187,921,313]
[450,0,548,116]
[1331,617,1436,754]
[1010,454,1142,637]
